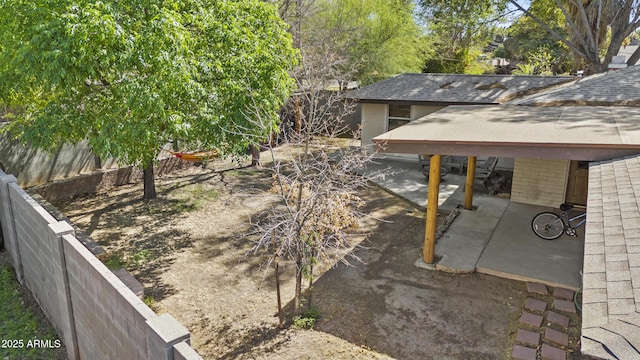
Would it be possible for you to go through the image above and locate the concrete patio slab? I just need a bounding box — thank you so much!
[435,196,508,273]
[365,156,585,290]
[476,202,584,290]
[362,154,466,213]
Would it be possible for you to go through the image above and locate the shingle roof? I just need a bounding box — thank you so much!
[581,155,640,359]
[345,73,575,104]
[511,65,640,106]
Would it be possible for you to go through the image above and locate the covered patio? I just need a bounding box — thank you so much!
[371,104,640,358]
[364,155,584,290]
[373,104,640,265]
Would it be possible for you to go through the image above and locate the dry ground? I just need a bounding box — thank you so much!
[51,151,581,359]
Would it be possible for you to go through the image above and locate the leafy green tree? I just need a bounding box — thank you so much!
[285,0,423,85]
[511,45,558,74]
[505,0,571,73]
[512,62,538,75]
[508,0,640,73]
[418,0,507,73]
[0,0,297,199]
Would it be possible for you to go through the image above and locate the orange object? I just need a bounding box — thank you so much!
[165,149,219,161]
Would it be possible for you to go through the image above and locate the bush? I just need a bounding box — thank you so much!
[293,307,320,329]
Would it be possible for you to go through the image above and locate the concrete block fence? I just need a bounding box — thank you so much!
[0,126,191,191]
[0,169,202,360]
[0,133,119,188]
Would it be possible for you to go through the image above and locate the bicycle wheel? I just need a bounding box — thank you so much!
[531,212,565,240]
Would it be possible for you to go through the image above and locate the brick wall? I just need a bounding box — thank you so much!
[0,170,201,360]
[511,158,570,207]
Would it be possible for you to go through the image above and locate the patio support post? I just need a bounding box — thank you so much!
[464,156,477,210]
[424,155,441,264]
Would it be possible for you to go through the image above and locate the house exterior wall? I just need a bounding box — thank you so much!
[412,105,445,120]
[511,158,570,207]
[496,157,514,171]
[361,103,388,151]
[361,103,445,152]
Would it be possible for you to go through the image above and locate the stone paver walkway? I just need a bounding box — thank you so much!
[511,282,581,360]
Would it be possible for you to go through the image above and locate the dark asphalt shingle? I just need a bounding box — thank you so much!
[512,65,640,106]
[345,73,575,104]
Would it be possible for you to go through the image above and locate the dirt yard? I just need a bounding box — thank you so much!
[50,153,577,359]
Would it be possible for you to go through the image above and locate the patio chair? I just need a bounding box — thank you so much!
[474,157,498,192]
[476,157,498,172]
[443,155,468,175]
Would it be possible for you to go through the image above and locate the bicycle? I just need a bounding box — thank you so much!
[531,203,586,240]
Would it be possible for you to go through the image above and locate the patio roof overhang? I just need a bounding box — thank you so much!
[372,105,640,161]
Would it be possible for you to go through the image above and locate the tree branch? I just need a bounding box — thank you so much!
[560,0,593,53]
[508,0,588,59]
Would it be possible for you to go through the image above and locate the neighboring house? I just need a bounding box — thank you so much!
[360,65,640,358]
[617,43,639,66]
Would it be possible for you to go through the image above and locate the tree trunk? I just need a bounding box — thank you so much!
[295,96,302,133]
[509,0,639,74]
[602,25,629,71]
[294,251,303,315]
[94,154,102,170]
[275,260,284,329]
[306,266,313,310]
[249,144,261,167]
[143,163,157,199]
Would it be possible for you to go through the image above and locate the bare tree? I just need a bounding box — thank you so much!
[509,0,640,73]
[245,37,387,326]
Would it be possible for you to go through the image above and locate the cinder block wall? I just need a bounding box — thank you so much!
[511,158,570,207]
[8,184,76,354]
[62,233,159,359]
[0,132,119,188]
[32,157,189,202]
[0,174,20,274]
[1,129,186,190]
[0,170,202,360]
